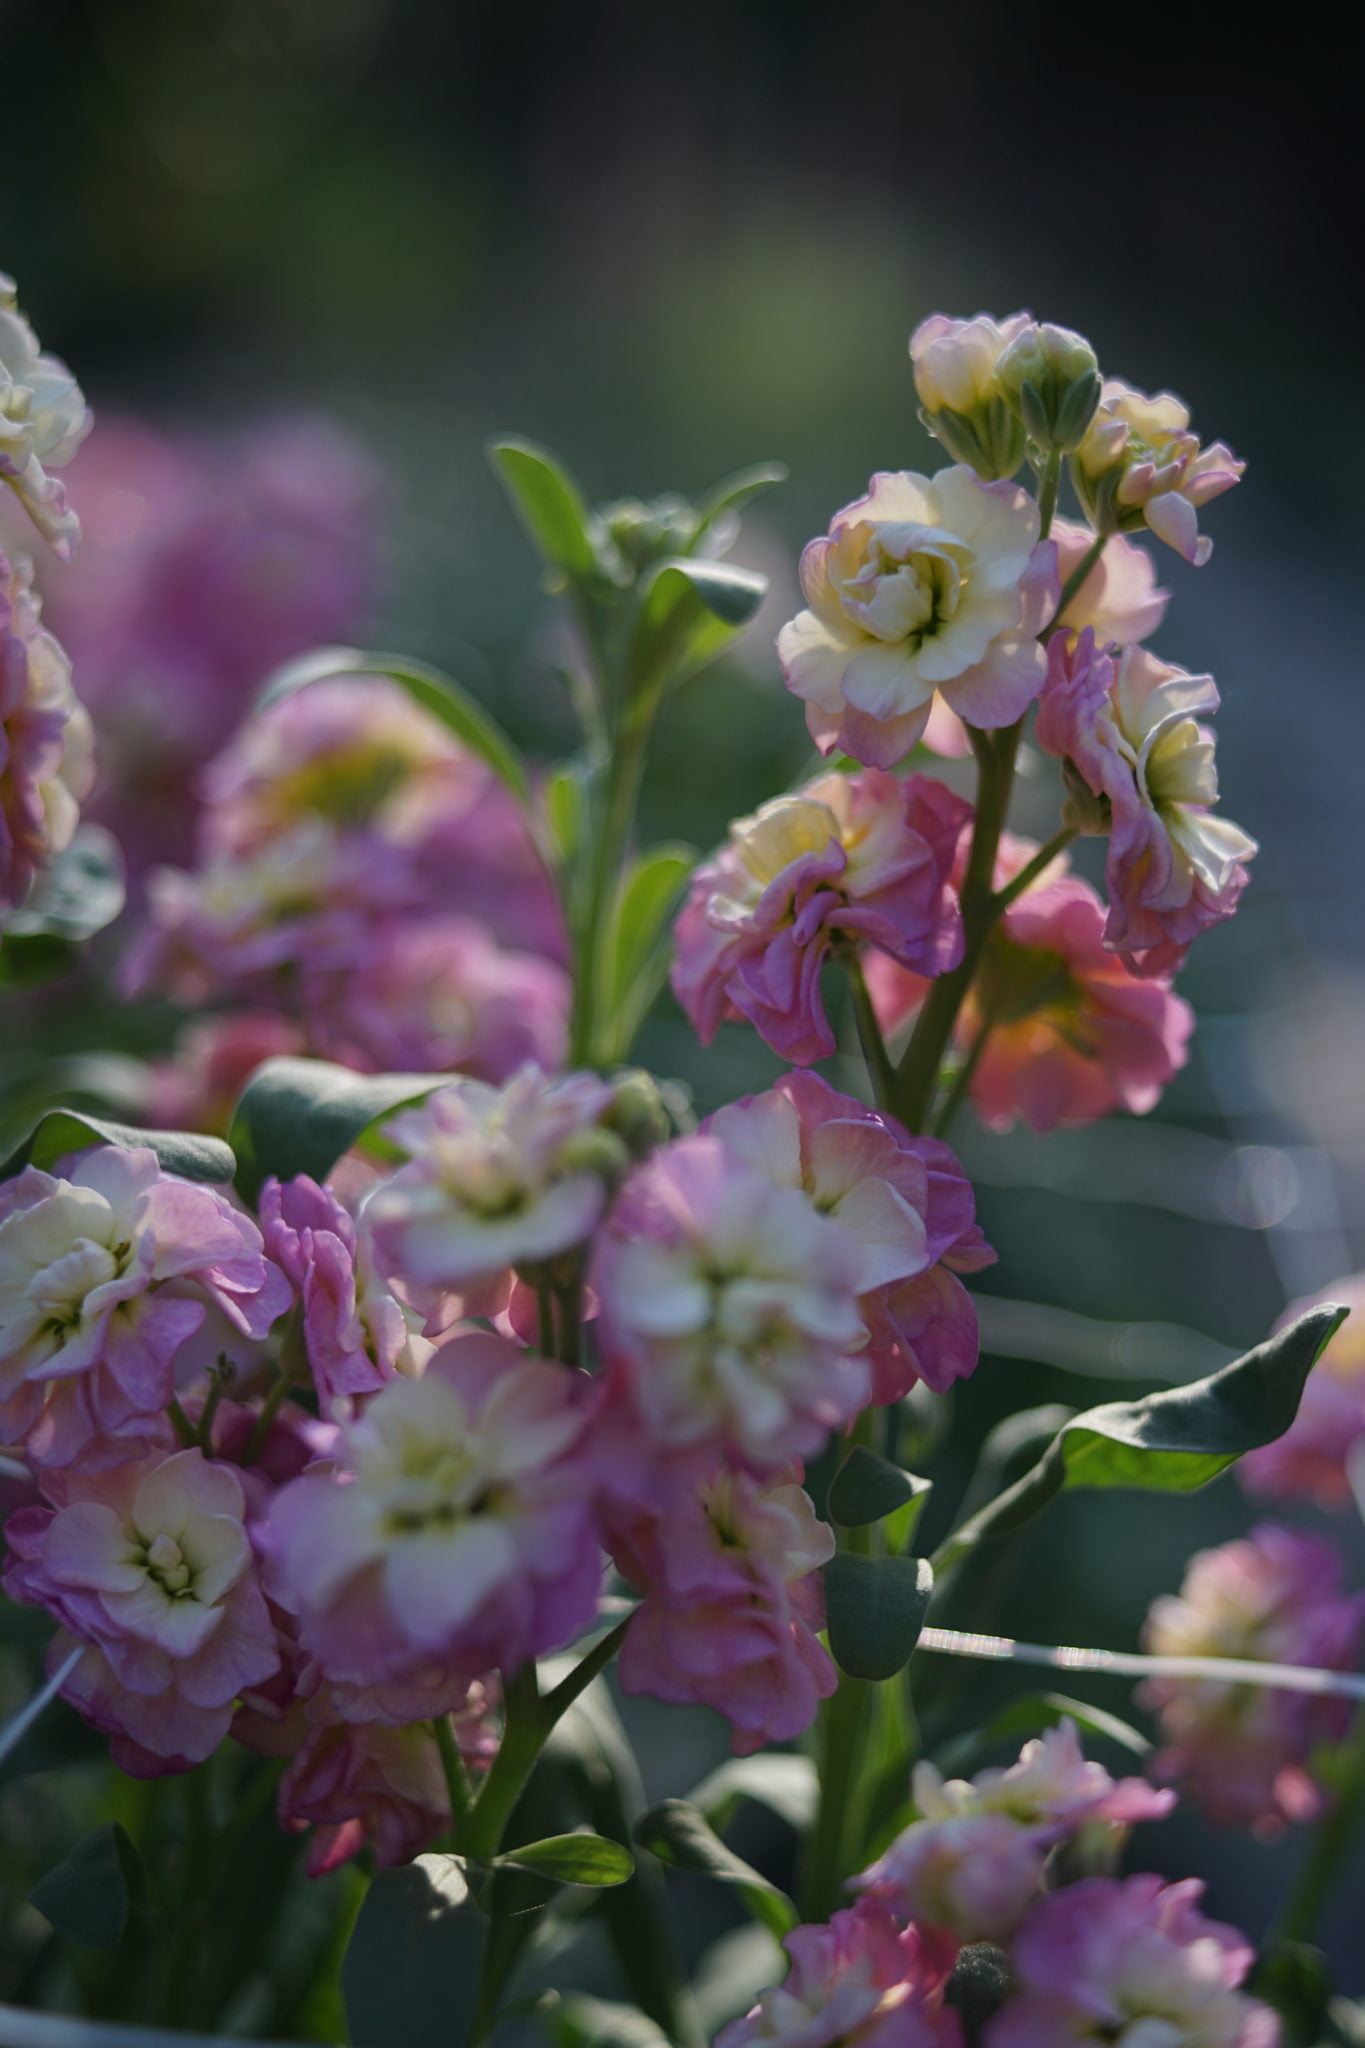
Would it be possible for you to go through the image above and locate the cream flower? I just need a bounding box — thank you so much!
[1074,380,1243,567]
[0,275,91,557]
[777,467,1055,767]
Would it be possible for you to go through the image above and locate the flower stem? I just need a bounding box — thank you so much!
[570,717,650,1067]
[433,1714,473,1845]
[931,1008,995,1140]
[1269,1709,1365,1947]
[1051,531,1108,628]
[992,825,1077,916]
[843,947,896,1114]
[1036,447,1063,540]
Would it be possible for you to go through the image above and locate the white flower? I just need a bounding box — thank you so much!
[0,274,91,557]
[777,467,1055,767]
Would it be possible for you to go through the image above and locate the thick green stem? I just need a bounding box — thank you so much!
[843,948,896,1113]
[1036,447,1062,539]
[464,1663,546,1865]
[570,718,651,1066]
[1269,1709,1365,1946]
[433,1714,473,1844]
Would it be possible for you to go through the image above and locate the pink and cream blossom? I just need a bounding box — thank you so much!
[718,1902,961,2048]
[264,1331,604,1684]
[1073,381,1245,567]
[672,771,967,1065]
[1140,1522,1365,1833]
[777,468,1057,767]
[612,1466,837,1754]
[0,549,93,911]
[0,275,91,557]
[910,312,1031,481]
[985,1876,1278,2048]
[1052,520,1168,646]
[2,1448,279,1772]
[0,1146,290,1470]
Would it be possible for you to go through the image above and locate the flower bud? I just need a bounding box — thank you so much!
[1070,380,1244,565]
[997,322,1101,453]
[599,494,698,574]
[601,1068,672,1159]
[908,312,1030,481]
[554,1123,633,1192]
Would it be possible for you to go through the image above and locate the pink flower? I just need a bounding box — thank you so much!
[259,1176,430,1408]
[309,915,569,1081]
[718,1901,961,2048]
[913,1718,1173,1835]
[704,1072,994,1401]
[594,1135,868,1480]
[1140,1523,1365,1834]
[778,468,1057,767]
[1036,633,1256,976]
[145,1011,309,1137]
[364,1067,618,1294]
[1239,1276,1365,1504]
[985,1877,1278,2048]
[264,1331,605,1685]
[1052,520,1168,646]
[0,1146,290,1471]
[612,1466,837,1754]
[2,1448,279,1773]
[0,548,93,910]
[672,771,968,1065]
[1074,380,1244,567]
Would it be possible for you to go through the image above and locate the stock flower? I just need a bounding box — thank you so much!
[0,275,91,557]
[613,1467,837,1754]
[259,1175,431,1407]
[1037,633,1257,975]
[1239,1277,1365,1504]
[718,1902,961,2048]
[1052,520,1167,646]
[313,915,569,1080]
[265,1331,604,1684]
[672,770,968,1065]
[2,1448,279,1772]
[777,468,1057,767]
[1073,380,1244,567]
[364,1067,618,1294]
[595,1135,868,1476]
[0,549,94,910]
[704,1071,994,1401]
[854,1721,1170,1941]
[910,312,1031,480]
[985,1876,1278,2048]
[0,1146,290,1470]
[1140,1522,1365,1833]
[995,321,1101,453]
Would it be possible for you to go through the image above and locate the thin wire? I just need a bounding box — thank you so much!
[917,1626,1365,1703]
[0,1647,83,1768]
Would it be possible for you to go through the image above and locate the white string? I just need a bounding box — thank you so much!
[0,1647,83,1769]
[916,1626,1365,1703]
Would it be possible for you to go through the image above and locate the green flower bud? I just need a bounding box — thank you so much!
[998,323,1101,453]
[601,1069,673,1160]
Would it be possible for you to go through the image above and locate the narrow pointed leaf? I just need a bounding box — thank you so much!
[687,1753,817,1835]
[229,1056,441,1206]
[489,437,601,580]
[341,1854,483,2048]
[629,558,767,699]
[688,461,787,549]
[985,1691,1152,1758]
[824,1553,934,1680]
[0,1110,233,1186]
[496,1831,634,1886]
[634,1799,797,1939]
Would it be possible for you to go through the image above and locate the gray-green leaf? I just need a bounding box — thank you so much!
[229,1056,441,1206]
[634,1800,797,1939]
[341,1854,484,2048]
[824,1552,934,1681]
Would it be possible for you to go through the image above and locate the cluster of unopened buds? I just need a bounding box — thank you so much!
[3,280,1355,2048]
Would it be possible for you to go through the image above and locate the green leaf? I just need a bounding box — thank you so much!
[634,1799,797,1939]
[0,1109,234,1186]
[30,1823,145,1949]
[629,558,767,700]
[496,1831,635,1887]
[599,842,697,1057]
[341,1854,483,2048]
[258,644,529,804]
[0,827,126,987]
[551,1994,672,2048]
[688,461,788,550]
[489,437,601,581]
[687,1753,817,1835]
[229,1057,441,1207]
[544,763,588,868]
[935,1304,1347,1571]
[824,1553,934,1682]
[985,1692,1152,1759]
[828,1446,932,1541]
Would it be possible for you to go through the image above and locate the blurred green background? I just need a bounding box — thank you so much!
[3,0,1365,2009]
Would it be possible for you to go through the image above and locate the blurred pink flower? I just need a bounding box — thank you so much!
[913,1717,1174,1834]
[613,1466,837,1754]
[778,468,1057,766]
[1037,632,1256,976]
[2,1447,279,1773]
[259,1175,431,1408]
[264,1330,604,1685]
[0,548,93,911]
[704,1072,994,1402]
[985,1876,1278,2048]
[595,1135,868,1479]
[146,1011,309,1137]
[1240,1277,1365,1504]
[0,1146,289,1471]
[673,771,968,1065]
[1051,521,1168,647]
[1074,381,1244,567]
[718,1901,960,2048]
[1140,1522,1365,1834]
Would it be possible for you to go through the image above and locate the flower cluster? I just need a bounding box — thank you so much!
[724,1725,1276,2048]
[124,677,571,1106]
[0,547,94,913]
[0,274,90,558]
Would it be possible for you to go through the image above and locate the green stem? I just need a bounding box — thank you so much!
[433,1714,473,1844]
[570,717,651,1066]
[993,826,1078,916]
[540,1614,633,1720]
[931,1007,996,1140]
[843,948,896,1113]
[1036,446,1062,540]
[1269,1709,1365,1946]
[167,1397,196,1450]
